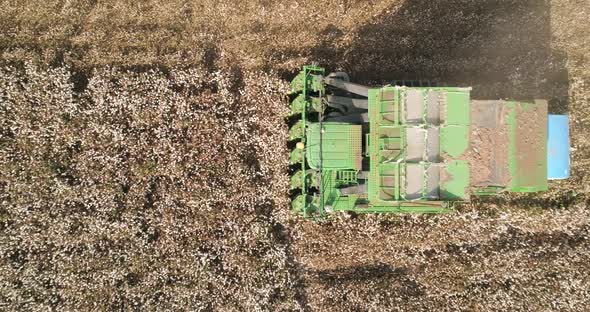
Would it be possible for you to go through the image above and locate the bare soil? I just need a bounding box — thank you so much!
[1,0,589,311]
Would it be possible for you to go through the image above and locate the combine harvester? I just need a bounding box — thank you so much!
[288,65,570,219]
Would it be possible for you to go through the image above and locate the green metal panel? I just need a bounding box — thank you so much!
[331,194,362,211]
[319,170,339,207]
[445,90,471,125]
[306,123,362,170]
[440,160,470,200]
[441,89,470,158]
[506,101,548,192]
[441,125,469,158]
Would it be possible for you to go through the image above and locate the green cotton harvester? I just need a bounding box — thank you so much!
[288,65,570,219]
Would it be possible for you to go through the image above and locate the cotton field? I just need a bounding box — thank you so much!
[1,0,589,311]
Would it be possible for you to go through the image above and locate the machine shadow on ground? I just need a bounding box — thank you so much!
[311,0,569,114]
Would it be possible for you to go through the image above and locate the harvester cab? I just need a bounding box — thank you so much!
[288,65,570,219]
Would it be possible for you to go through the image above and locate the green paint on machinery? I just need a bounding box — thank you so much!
[288,65,561,219]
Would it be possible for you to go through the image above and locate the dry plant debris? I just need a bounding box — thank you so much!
[1,0,589,310]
